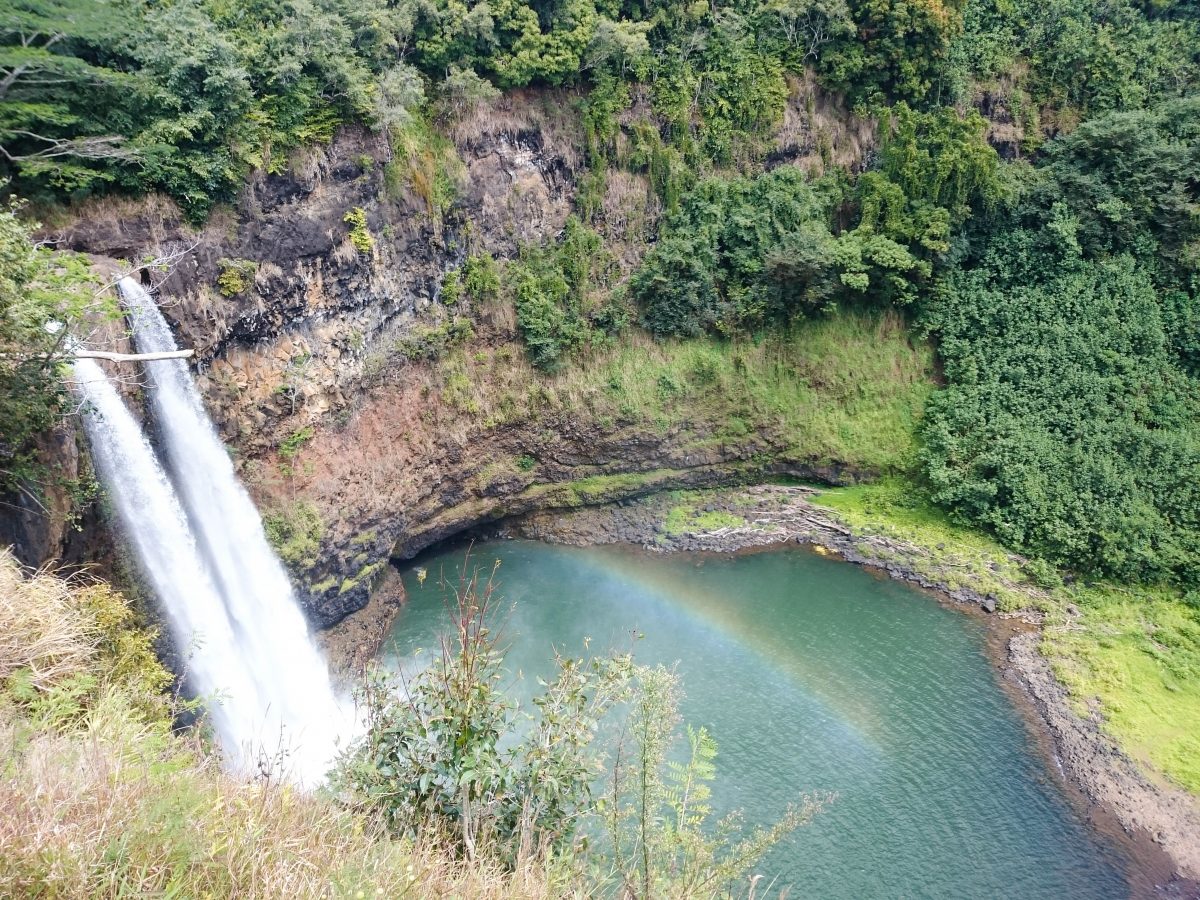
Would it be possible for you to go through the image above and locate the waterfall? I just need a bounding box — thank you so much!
[71,358,266,752]
[71,279,348,783]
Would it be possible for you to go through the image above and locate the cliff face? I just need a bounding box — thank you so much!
[33,81,879,628]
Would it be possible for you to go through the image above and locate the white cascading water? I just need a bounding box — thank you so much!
[73,278,349,783]
[70,358,267,749]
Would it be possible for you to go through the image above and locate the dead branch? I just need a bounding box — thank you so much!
[72,349,194,362]
[5,348,194,362]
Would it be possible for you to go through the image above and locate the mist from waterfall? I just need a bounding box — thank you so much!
[71,279,348,783]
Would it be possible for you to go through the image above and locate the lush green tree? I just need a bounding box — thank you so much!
[632,168,842,336]
[0,0,146,195]
[922,250,1200,585]
[0,201,110,500]
[511,217,618,369]
[633,105,1000,336]
[819,0,967,105]
[921,98,1200,586]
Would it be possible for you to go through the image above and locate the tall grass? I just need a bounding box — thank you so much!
[0,697,583,898]
[433,310,933,473]
[0,554,97,691]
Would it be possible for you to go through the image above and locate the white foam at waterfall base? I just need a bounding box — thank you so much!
[74,279,352,783]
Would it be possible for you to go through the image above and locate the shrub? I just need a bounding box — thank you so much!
[0,551,170,724]
[215,258,257,297]
[511,218,614,370]
[396,318,475,362]
[334,558,636,859]
[278,425,315,461]
[262,500,326,571]
[344,208,374,254]
[333,555,823,888]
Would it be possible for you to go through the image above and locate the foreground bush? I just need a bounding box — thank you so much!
[0,553,578,898]
[334,556,824,898]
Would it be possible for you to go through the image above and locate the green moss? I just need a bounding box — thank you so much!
[278,426,314,461]
[515,454,537,472]
[339,561,385,596]
[663,501,744,536]
[349,529,377,548]
[310,575,339,594]
[569,471,663,503]
[263,500,325,571]
[816,478,1034,612]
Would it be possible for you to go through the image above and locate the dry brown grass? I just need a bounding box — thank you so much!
[774,71,876,176]
[448,88,586,173]
[32,192,183,236]
[0,552,99,692]
[0,694,583,899]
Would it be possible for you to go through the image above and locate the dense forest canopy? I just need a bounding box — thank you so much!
[2,0,1198,590]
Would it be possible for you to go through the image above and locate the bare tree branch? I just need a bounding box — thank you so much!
[0,131,137,163]
[3,348,195,361]
[74,348,195,362]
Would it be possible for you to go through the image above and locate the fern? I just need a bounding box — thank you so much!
[666,725,717,832]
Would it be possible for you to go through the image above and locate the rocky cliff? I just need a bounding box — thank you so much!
[27,79,887,628]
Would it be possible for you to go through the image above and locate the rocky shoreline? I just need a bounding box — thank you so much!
[458,484,1199,896]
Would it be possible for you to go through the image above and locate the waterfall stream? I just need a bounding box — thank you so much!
[70,279,347,783]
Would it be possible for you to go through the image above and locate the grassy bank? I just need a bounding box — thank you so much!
[1045,586,1200,794]
[817,480,1200,797]
[430,309,934,474]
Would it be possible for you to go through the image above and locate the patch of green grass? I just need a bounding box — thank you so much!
[663,498,744,536]
[215,258,257,297]
[581,312,933,472]
[449,310,934,474]
[1045,585,1200,794]
[568,471,662,503]
[278,425,314,461]
[262,500,325,571]
[339,560,385,595]
[816,477,1035,611]
[343,207,373,254]
[349,529,377,548]
[310,575,339,594]
[394,317,474,362]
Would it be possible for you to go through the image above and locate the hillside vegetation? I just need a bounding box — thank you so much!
[4,0,1198,591]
